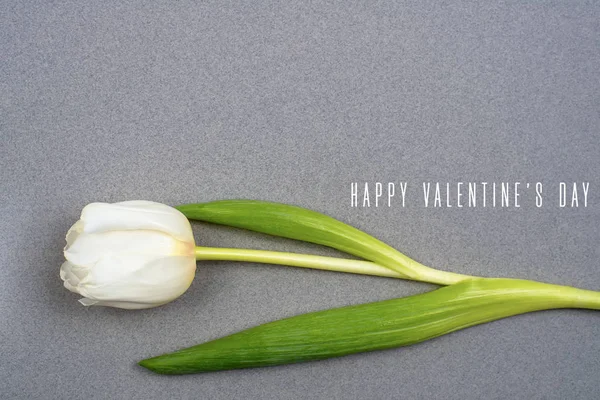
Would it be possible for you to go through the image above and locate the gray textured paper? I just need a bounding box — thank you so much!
[1,1,599,399]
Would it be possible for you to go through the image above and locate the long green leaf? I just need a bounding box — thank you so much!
[139,278,600,374]
[177,200,471,285]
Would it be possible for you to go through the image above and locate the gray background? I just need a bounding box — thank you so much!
[1,1,599,399]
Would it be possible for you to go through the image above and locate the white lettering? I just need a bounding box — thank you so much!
[559,182,566,207]
[363,183,370,207]
[375,182,382,207]
[398,182,406,207]
[350,182,358,207]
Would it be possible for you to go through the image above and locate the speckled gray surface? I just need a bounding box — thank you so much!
[1,1,599,399]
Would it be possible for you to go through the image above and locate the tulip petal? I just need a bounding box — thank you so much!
[63,278,80,294]
[80,201,194,243]
[78,298,98,306]
[60,261,88,293]
[65,220,84,251]
[78,254,196,306]
[82,300,166,310]
[64,230,192,268]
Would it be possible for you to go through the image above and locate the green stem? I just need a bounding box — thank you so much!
[195,246,472,284]
[195,246,404,278]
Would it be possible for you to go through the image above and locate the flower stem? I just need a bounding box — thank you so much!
[194,246,405,278]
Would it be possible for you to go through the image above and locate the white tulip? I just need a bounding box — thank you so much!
[60,201,197,309]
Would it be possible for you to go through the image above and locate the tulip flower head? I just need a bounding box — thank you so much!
[60,201,197,309]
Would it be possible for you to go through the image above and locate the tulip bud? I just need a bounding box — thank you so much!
[60,201,197,309]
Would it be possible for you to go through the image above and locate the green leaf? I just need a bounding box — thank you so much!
[177,200,471,285]
[138,278,600,374]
